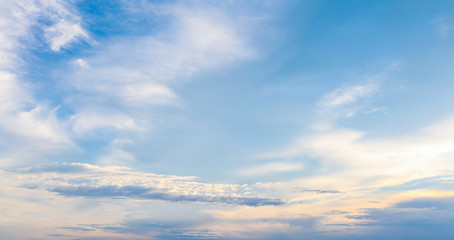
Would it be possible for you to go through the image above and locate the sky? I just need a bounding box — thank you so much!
[1,0,454,239]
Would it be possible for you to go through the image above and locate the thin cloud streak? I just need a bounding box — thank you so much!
[235,162,303,176]
[319,83,379,109]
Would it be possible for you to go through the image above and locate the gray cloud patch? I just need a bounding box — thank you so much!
[79,220,218,240]
[45,185,284,206]
[16,162,285,207]
[342,197,454,240]
[393,197,454,210]
[56,226,95,232]
[75,217,322,240]
[293,188,340,194]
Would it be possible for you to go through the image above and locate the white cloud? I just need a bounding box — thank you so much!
[70,111,141,135]
[0,0,88,165]
[257,73,454,199]
[0,0,265,168]
[262,116,454,194]
[235,162,303,176]
[58,1,261,153]
[36,0,89,51]
[121,83,178,106]
[0,105,70,144]
[319,83,379,109]
[0,0,89,53]
[311,80,382,131]
[73,58,89,68]
[0,71,30,111]
[0,71,71,148]
[44,19,88,52]
[68,2,255,109]
[361,106,387,114]
[97,138,135,166]
[174,6,252,61]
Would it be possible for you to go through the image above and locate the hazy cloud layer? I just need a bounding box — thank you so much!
[340,197,454,240]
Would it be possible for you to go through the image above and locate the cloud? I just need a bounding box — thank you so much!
[316,82,380,125]
[120,83,178,106]
[44,19,88,52]
[67,2,254,108]
[307,80,383,132]
[361,106,387,114]
[0,0,89,166]
[266,116,454,188]
[95,217,322,240]
[319,83,379,109]
[77,219,218,240]
[235,162,303,176]
[202,195,454,240]
[379,175,454,193]
[17,162,93,174]
[55,1,265,153]
[96,138,136,166]
[73,58,89,68]
[0,0,88,53]
[0,0,267,169]
[16,162,285,207]
[198,216,323,240]
[46,185,284,207]
[343,197,454,240]
[38,0,90,51]
[292,188,340,194]
[433,15,452,36]
[0,71,72,150]
[56,226,95,232]
[70,111,141,134]
[256,78,454,218]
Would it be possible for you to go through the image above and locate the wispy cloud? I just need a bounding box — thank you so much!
[257,72,454,213]
[1,0,267,169]
[0,0,85,166]
[59,1,262,149]
[315,81,381,125]
[264,115,454,186]
[96,138,135,166]
[67,1,255,103]
[39,1,89,51]
[1,0,88,53]
[94,216,322,240]
[433,15,452,36]
[70,111,141,135]
[235,162,303,177]
[319,83,379,109]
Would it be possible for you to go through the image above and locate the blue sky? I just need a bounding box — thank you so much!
[1,0,454,239]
